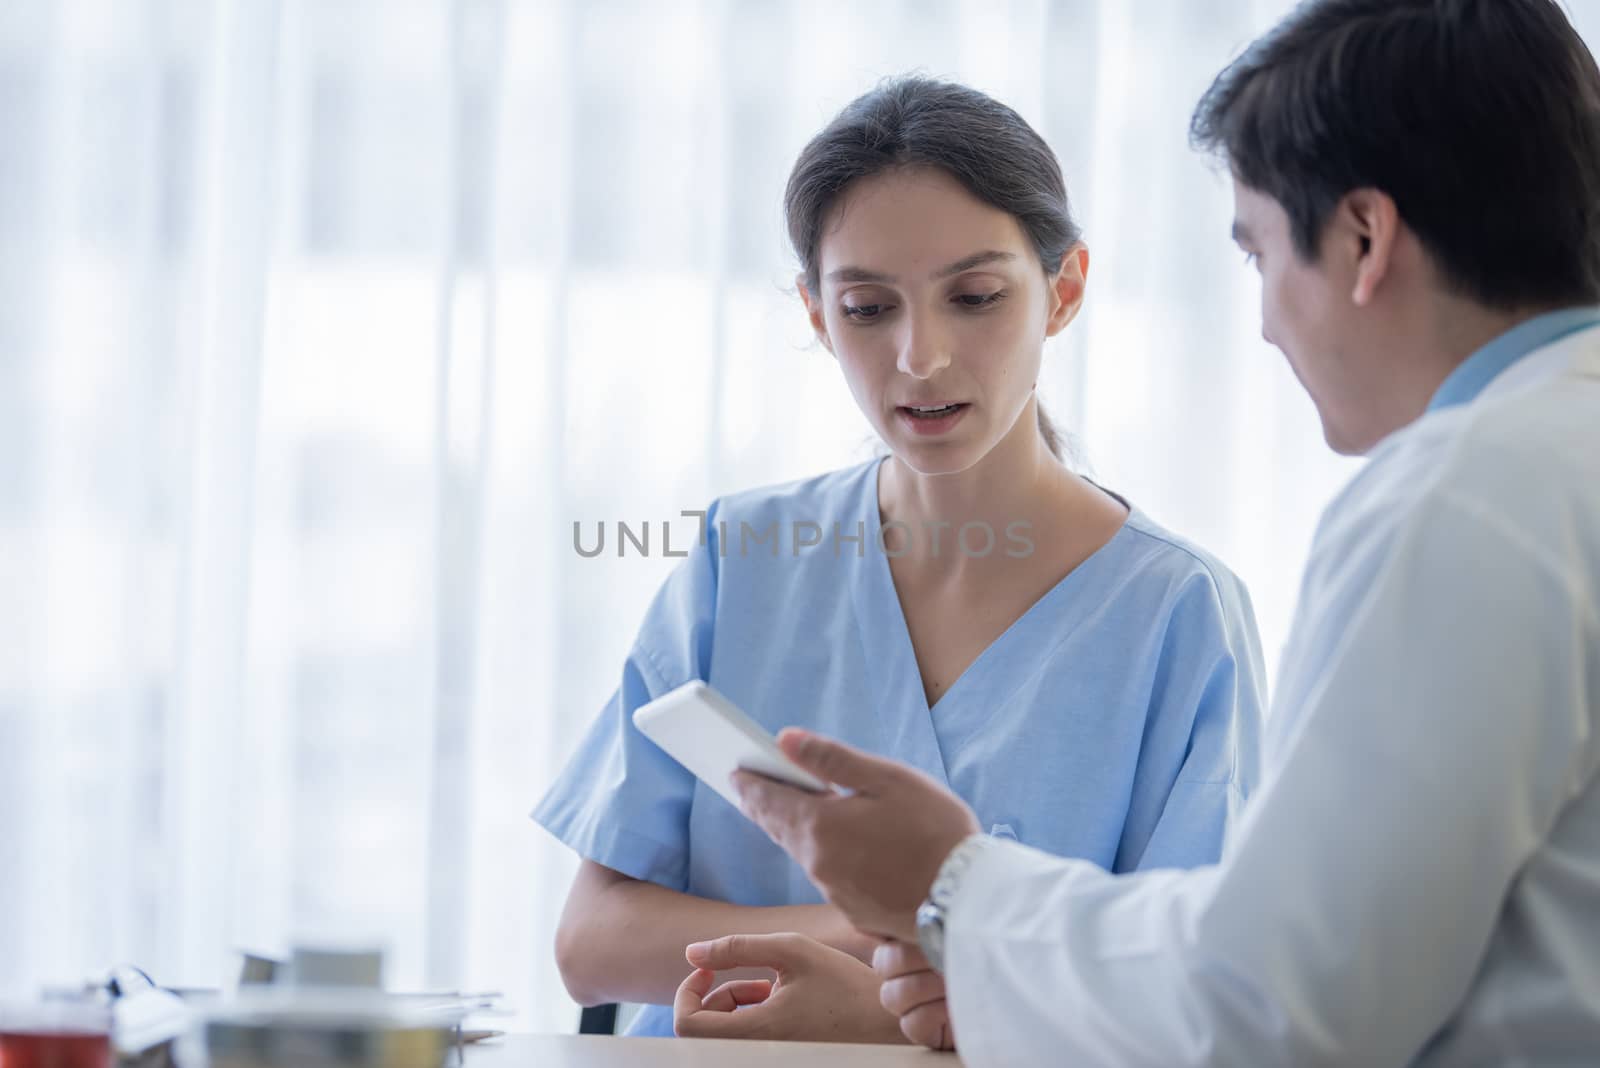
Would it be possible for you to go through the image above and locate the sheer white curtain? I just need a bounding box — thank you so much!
[14,0,1590,1031]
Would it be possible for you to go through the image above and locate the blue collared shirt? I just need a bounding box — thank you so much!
[1428,304,1600,411]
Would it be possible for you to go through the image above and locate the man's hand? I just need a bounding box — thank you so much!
[672,933,904,1043]
[874,940,956,1051]
[822,904,883,965]
[732,728,981,942]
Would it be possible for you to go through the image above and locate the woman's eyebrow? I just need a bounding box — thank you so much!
[932,249,1017,278]
[827,266,896,284]
[826,250,1018,285]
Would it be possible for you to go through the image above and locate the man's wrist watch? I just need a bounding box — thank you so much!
[915,833,991,975]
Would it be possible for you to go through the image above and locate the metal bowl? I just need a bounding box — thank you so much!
[202,990,453,1068]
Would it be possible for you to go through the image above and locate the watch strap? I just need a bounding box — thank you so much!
[916,833,992,973]
[928,832,991,910]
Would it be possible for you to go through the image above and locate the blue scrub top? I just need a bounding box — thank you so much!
[534,459,1267,1036]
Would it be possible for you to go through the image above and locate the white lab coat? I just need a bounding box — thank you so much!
[944,328,1600,1066]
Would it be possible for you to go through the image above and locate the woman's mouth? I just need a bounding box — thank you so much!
[896,402,970,436]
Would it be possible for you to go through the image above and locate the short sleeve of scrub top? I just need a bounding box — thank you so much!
[1111,552,1264,871]
[530,501,724,893]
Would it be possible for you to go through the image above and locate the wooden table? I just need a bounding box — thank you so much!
[462,1034,962,1066]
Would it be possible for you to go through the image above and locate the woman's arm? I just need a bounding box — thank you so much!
[554,859,880,1006]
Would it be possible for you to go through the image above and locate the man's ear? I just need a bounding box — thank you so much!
[797,274,834,355]
[1044,245,1089,337]
[1338,189,1400,307]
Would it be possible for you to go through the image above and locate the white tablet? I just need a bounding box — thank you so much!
[632,681,831,809]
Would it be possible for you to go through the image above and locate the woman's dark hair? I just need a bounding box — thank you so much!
[1191,0,1600,311]
[784,76,1083,460]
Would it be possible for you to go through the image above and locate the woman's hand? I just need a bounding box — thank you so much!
[672,933,906,1043]
[874,940,957,1051]
[552,860,888,1007]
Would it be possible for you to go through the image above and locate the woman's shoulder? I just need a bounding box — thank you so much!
[1084,507,1266,711]
[709,459,878,528]
[1108,507,1255,623]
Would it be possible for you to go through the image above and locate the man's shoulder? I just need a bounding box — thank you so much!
[1399,366,1599,521]
[1316,369,1600,582]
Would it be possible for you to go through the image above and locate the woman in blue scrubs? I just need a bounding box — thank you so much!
[534,76,1266,1041]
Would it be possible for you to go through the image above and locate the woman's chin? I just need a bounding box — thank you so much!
[886,438,984,478]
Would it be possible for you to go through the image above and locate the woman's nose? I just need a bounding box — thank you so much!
[895,317,953,379]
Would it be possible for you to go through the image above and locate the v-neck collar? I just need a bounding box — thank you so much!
[847,458,1136,778]
[848,461,953,786]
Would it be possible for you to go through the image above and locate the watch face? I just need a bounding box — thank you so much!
[915,900,946,973]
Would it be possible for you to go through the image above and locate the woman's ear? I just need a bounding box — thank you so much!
[797,274,835,355]
[1044,245,1089,337]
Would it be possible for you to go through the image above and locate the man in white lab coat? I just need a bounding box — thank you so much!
[679,0,1600,1063]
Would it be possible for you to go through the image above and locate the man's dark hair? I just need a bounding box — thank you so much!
[1191,0,1600,310]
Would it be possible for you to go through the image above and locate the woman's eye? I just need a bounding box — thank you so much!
[842,303,885,320]
[955,291,1005,308]
[1242,252,1260,269]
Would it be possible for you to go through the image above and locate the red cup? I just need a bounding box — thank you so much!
[0,1002,112,1068]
